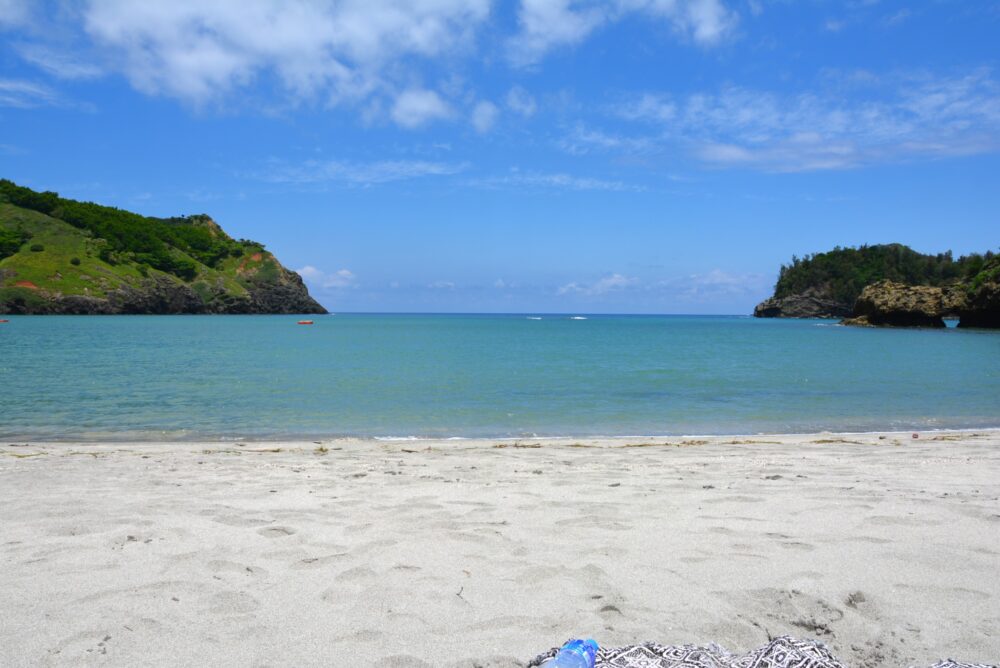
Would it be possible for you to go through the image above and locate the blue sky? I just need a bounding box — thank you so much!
[1,0,998,313]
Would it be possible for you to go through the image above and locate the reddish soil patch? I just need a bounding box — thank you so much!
[13,281,39,289]
[237,252,266,275]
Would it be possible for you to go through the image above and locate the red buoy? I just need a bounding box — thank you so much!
[297,320,314,325]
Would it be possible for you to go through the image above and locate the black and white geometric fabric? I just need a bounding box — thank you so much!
[526,636,996,668]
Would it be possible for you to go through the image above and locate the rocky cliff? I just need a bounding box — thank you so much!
[753,287,851,319]
[0,180,326,315]
[840,281,965,328]
[957,256,1000,328]
[840,269,1000,329]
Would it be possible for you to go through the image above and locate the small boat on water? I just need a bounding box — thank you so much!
[297,320,314,325]
[0,319,8,323]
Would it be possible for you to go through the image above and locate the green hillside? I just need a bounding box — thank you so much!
[0,179,325,314]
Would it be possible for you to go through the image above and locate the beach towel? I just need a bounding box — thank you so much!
[527,635,996,668]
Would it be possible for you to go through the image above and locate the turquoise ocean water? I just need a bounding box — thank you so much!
[1,314,998,440]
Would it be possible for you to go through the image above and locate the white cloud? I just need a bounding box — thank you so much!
[609,69,1000,171]
[508,0,605,67]
[506,85,537,116]
[558,273,638,296]
[654,0,736,45]
[428,280,455,289]
[76,0,490,108]
[0,78,59,108]
[471,100,499,133]
[254,158,467,185]
[508,0,737,66]
[391,88,452,128]
[297,266,357,289]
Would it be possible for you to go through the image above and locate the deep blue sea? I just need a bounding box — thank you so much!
[1,314,998,440]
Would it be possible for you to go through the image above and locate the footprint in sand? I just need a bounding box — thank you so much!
[47,630,114,658]
[335,565,378,582]
[207,590,261,615]
[206,560,268,577]
[291,553,349,569]
[257,526,296,538]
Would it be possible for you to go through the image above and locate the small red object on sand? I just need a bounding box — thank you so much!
[912,433,919,439]
[297,320,314,325]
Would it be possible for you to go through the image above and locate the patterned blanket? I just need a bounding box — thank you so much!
[527,636,996,668]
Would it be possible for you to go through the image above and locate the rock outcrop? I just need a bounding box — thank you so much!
[957,260,1000,328]
[753,288,851,319]
[840,281,962,328]
[1,271,325,315]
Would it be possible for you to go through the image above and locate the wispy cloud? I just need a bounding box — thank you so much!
[471,169,643,192]
[655,270,770,300]
[15,45,103,80]
[885,9,912,26]
[508,0,738,67]
[555,270,772,302]
[602,69,1000,171]
[297,266,358,289]
[506,85,537,117]
[0,0,30,28]
[558,273,638,296]
[471,100,499,133]
[252,158,468,186]
[558,123,655,156]
[0,78,60,108]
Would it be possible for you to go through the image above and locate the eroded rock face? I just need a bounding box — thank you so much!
[244,267,327,315]
[841,281,955,328]
[1,270,326,315]
[109,276,204,314]
[958,279,1000,328]
[753,288,851,319]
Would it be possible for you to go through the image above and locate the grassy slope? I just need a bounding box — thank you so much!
[0,202,286,306]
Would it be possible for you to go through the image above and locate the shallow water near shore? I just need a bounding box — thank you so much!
[1,313,998,440]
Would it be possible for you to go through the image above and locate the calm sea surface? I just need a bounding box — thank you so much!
[1,314,998,440]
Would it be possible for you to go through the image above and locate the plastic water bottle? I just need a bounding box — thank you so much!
[540,638,598,668]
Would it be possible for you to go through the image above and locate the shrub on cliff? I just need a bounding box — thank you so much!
[0,226,31,260]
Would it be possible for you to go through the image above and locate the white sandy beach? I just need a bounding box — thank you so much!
[1,431,998,667]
